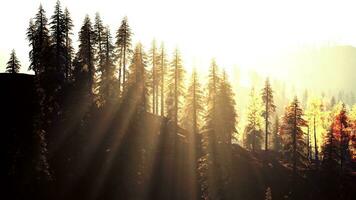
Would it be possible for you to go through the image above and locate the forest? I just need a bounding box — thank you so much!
[1,1,356,200]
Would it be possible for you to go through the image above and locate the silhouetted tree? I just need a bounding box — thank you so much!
[97,26,117,106]
[49,0,67,83]
[182,69,204,143]
[5,50,21,73]
[158,42,168,116]
[166,48,185,132]
[27,5,51,75]
[217,71,237,144]
[261,78,276,151]
[73,15,95,96]
[321,127,339,171]
[149,39,159,114]
[280,97,307,177]
[199,60,222,199]
[63,7,74,80]
[126,43,149,112]
[335,104,349,170]
[215,70,237,199]
[93,13,105,78]
[116,17,133,93]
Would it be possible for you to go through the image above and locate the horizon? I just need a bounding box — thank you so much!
[1,0,356,94]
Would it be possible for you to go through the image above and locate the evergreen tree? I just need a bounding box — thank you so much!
[166,48,185,132]
[5,50,21,73]
[158,42,168,116]
[97,26,117,106]
[73,15,95,96]
[27,5,51,75]
[116,17,133,93]
[49,0,67,82]
[261,78,276,151]
[280,97,308,177]
[321,126,340,171]
[201,59,220,155]
[199,60,218,200]
[148,39,159,114]
[63,7,74,80]
[216,70,237,145]
[244,87,263,151]
[182,69,204,140]
[126,43,149,112]
[215,70,237,199]
[94,13,105,77]
[333,103,349,170]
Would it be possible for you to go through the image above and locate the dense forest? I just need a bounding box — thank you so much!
[1,1,356,200]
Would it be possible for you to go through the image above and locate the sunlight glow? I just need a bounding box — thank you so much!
[2,0,356,81]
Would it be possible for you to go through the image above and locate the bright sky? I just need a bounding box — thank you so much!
[1,0,356,81]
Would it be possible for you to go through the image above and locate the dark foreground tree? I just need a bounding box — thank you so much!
[5,50,21,73]
[280,97,308,178]
[73,15,95,96]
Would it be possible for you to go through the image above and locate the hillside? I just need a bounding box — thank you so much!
[1,73,355,200]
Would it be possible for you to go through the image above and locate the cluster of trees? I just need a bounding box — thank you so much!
[242,79,356,178]
[2,1,356,199]
[20,1,238,193]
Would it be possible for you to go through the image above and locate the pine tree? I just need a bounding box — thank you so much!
[73,15,95,96]
[166,48,185,132]
[333,103,349,170]
[116,17,133,93]
[158,42,168,116]
[182,69,204,140]
[216,70,237,199]
[63,7,74,80]
[5,50,21,73]
[201,59,220,154]
[27,5,51,75]
[216,70,237,146]
[94,13,105,76]
[149,39,159,114]
[280,97,308,177]
[244,87,263,151]
[97,26,117,106]
[126,43,149,112]
[321,126,339,171]
[261,78,276,151]
[49,0,66,81]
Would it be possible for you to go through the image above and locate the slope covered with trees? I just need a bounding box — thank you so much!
[1,1,356,200]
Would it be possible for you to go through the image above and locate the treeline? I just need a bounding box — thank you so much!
[242,82,356,175]
[2,1,356,199]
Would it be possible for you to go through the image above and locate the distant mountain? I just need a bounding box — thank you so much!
[288,45,356,93]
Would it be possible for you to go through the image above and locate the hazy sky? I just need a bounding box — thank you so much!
[1,0,356,78]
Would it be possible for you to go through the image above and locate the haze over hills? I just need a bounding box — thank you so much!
[284,45,356,94]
